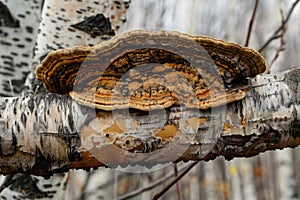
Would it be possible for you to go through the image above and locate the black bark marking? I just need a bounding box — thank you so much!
[70,14,115,38]
[0,2,20,27]
[21,112,27,128]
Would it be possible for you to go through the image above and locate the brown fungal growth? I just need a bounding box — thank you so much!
[36,30,266,158]
[36,30,266,111]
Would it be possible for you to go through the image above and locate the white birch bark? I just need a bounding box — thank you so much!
[0,1,64,199]
[0,0,41,97]
[0,0,131,199]
[1,0,300,200]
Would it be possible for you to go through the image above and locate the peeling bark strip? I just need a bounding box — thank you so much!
[0,94,86,176]
[0,68,300,175]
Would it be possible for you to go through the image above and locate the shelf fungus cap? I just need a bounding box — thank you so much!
[36,30,266,111]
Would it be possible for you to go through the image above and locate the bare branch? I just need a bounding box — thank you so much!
[116,163,191,200]
[174,164,183,200]
[244,0,259,47]
[265,9,287,73]
[259,0,300,52]
[152,161,199,200]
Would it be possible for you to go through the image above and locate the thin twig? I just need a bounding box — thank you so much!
[245,0,259,47]
[174,164,183,200]
[265,9,287,73]
[152,161,199,200]
[259,0,300,52]
[116,163,191,200]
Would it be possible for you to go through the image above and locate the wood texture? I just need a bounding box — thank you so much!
[0,68,300,175]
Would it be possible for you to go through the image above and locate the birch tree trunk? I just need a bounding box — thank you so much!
[1,0,300,200]
[0,1,64,199]
[0,0,131,199]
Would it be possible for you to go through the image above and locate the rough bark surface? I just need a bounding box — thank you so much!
[0,0,131,199]
[0,68,299,175]
[2,0,300,199]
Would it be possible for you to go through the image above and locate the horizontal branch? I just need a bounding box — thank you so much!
[0,68,300,176]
